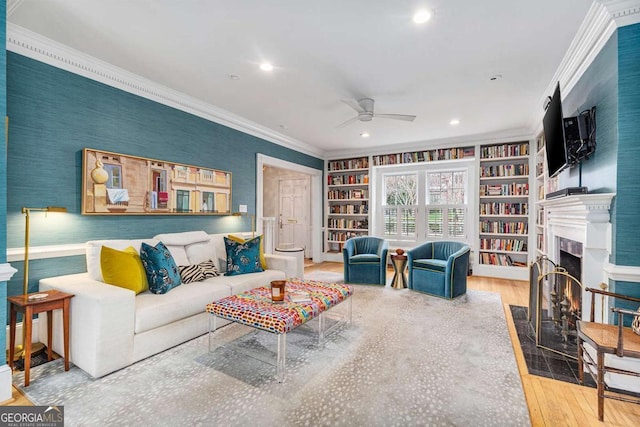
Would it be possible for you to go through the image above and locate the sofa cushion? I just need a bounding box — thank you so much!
[214,269,286,294]
[349,254,381,264]
[140,242,182,294]
[154,231,212,267]
[224,236,263,276]
[86,239,159,282]
[413,258,447,273]
[134,279,231,334]
[100,246,148,294]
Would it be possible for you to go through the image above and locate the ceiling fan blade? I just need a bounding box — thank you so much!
[335,116,359,129]
[374,113,416,122]
[342,99,366,114]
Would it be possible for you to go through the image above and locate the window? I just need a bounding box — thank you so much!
[382,174,417,240]
[426,171,467,239]
[103,164,122,189]
[375,166,470,245]
[176,190,190,212]
[202,192,214,212]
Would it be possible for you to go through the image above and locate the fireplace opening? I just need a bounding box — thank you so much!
[560,244,582,330]
[530,238,583,359]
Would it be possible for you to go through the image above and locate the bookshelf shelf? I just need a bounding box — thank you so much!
[325,156,370,254]
[475,141,531,279]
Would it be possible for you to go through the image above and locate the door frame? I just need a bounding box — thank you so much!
[256,153,323,263]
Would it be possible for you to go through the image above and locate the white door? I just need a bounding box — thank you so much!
[278,178,309,256]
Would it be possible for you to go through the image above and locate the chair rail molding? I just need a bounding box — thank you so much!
[7,243,86,262]
[604,262,640,283]
[6,23,324,160]
[0,263,18,282]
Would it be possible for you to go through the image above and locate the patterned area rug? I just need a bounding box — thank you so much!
[15,287,530,426]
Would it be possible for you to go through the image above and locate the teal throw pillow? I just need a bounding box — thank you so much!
[140,241,182,294]
[224,236,264,276]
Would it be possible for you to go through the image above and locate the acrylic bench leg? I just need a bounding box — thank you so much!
[208,315,218,353]
[318,312,325,346]
[276,333,287,383]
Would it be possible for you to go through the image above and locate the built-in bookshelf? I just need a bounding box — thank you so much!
[325,156,370,254]
[535,134,547,256]
[476,141,531,280]
[534,132,559,258]
[372,146,475,166]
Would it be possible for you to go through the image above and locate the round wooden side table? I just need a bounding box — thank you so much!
[390,249,408,289]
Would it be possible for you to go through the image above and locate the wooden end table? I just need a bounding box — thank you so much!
[8,289,74,386]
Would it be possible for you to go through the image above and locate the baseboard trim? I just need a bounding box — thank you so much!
[0,365,13,403]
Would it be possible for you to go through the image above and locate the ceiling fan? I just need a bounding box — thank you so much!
[337,98,416,128]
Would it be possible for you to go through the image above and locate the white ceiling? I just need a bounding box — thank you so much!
[8,0,593,156]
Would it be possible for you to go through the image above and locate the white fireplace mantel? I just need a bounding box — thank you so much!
[540,193,616,322]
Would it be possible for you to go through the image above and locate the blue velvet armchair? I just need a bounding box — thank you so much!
[343,237,389,285]
[407,241,470,299]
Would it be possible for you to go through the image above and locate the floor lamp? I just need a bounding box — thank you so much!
[11,206,67,362]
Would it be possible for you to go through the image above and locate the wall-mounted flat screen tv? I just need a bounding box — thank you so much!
[542,83,568,178]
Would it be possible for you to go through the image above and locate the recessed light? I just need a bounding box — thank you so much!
[490,74,502,81]
[413,8,434,24]
[228,74,239,80]
[360,132,370,138]
[259,62,274,72]
[450,119,460,126]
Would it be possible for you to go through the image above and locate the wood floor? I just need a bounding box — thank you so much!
[5,262,640,425]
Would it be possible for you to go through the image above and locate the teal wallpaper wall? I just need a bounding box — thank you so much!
[614,23,640,267]
[5,52,323,303]
[1,0,8,366]
[560,33,618,195]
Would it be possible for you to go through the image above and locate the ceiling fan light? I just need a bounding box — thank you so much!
[413,9,434,24]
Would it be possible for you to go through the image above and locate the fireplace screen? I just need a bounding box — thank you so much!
[531,265,583,359]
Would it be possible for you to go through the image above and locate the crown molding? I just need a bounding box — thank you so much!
[529,1,640,135]
[7,0,25,17]
[6,23,325,159]
[601,0,640,26]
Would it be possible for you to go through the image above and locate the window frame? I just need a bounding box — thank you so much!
[372,160,475,247]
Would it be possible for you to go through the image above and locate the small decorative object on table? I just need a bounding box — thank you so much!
[270,280,286,303]
[289,290,312,303]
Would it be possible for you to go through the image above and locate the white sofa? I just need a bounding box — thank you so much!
[38,231,297,378]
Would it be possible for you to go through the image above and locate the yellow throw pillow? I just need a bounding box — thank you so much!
[101,245,149,294]
[227,234,267,269]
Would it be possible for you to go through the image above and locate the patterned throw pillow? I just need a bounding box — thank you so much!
[227,234,267,269]
[198,259,219,278]
[178,259,219,284]
[633,314,640,336]
[140,241,182,294]
[178,264,206,284]
[224,236,263,276]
